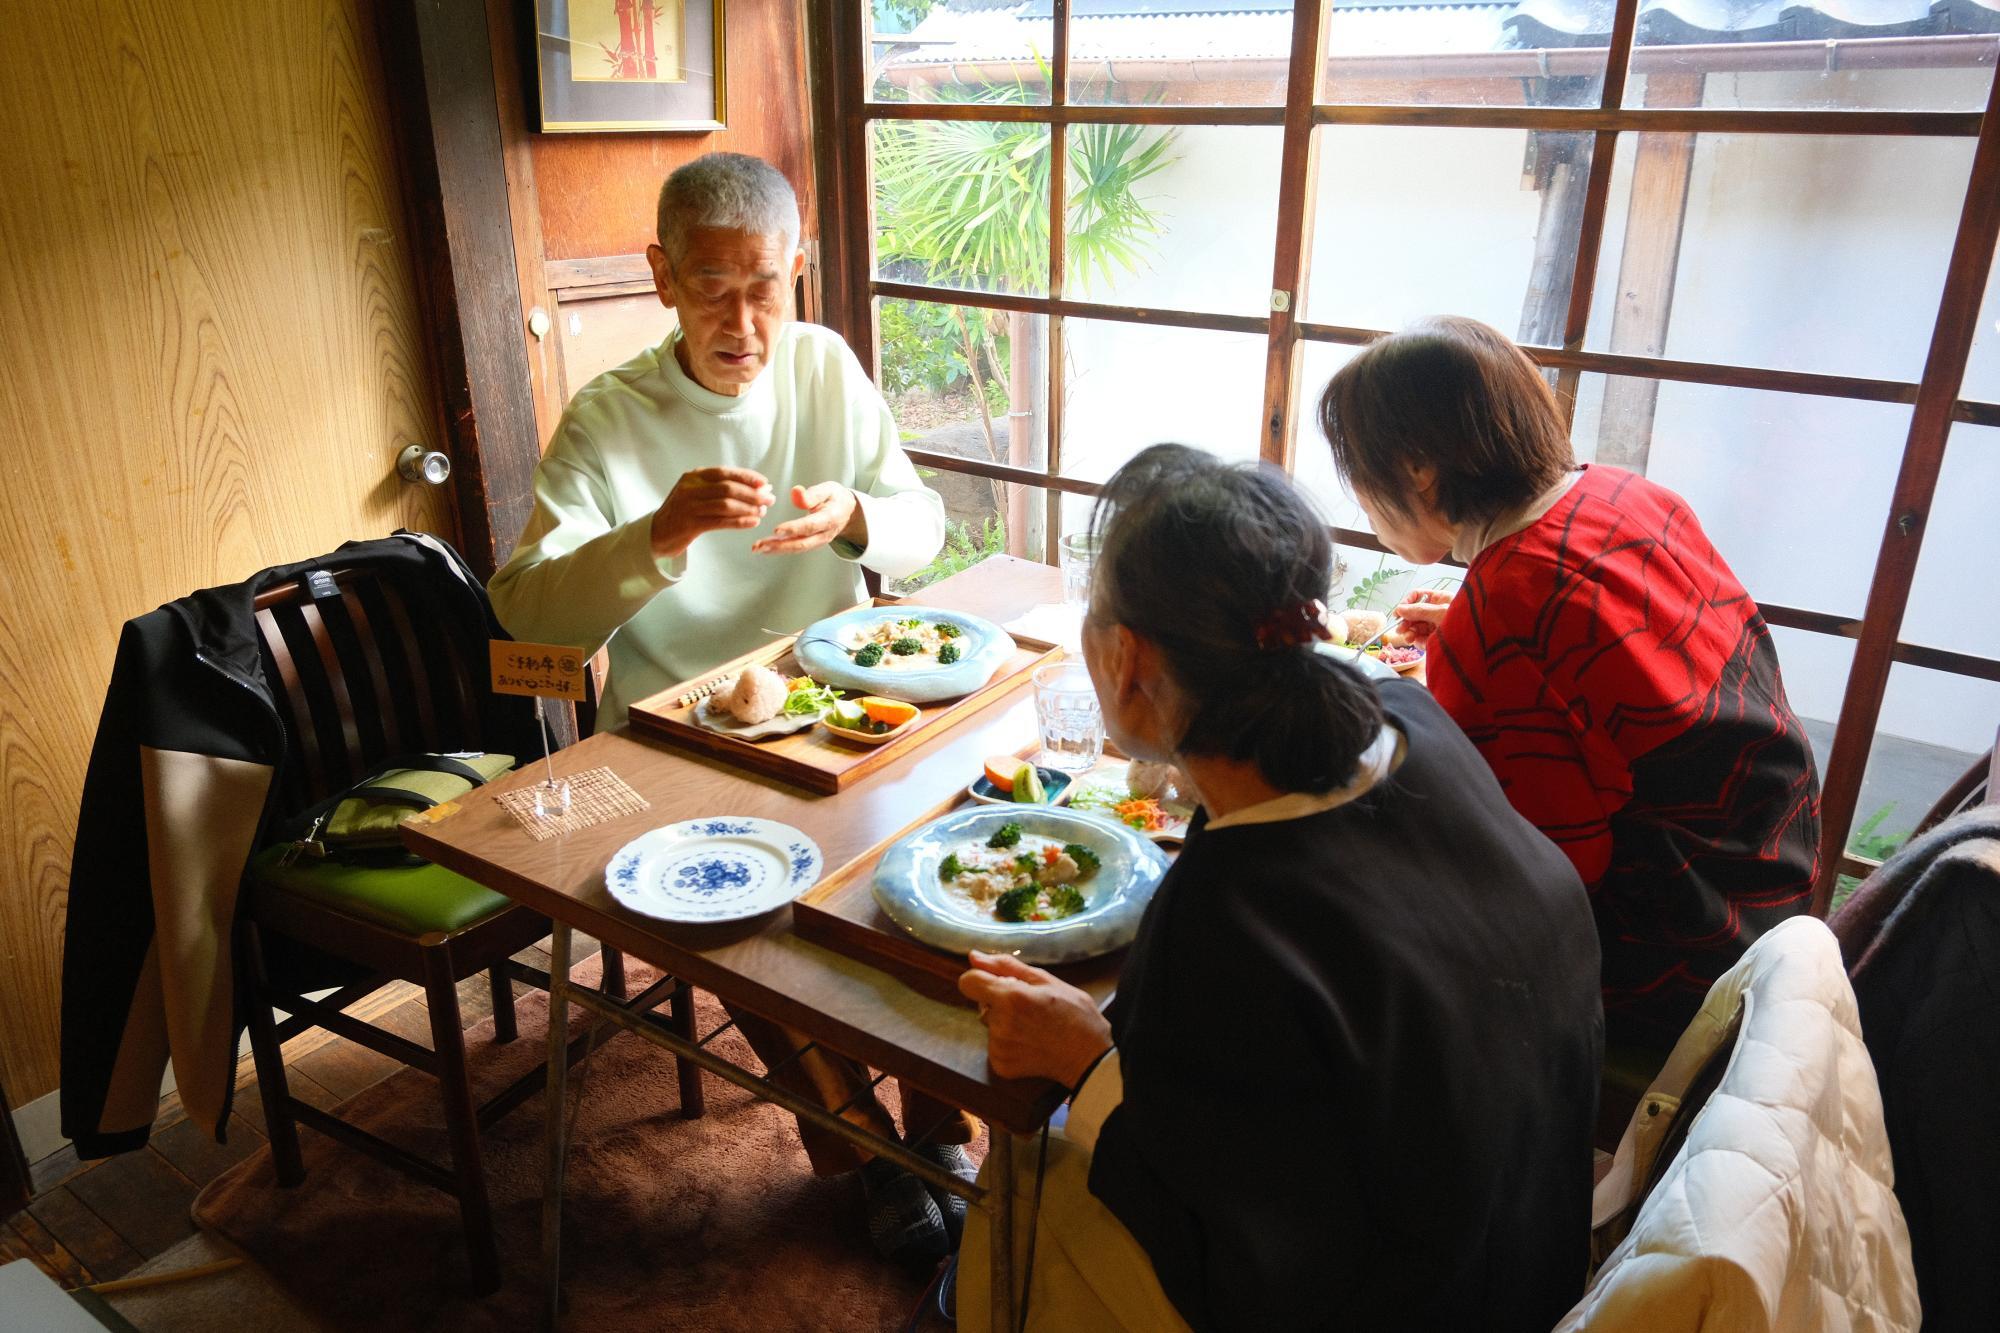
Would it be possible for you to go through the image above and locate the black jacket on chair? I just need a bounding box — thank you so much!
[1831,805,2000,1333]
[60,531,536,1158]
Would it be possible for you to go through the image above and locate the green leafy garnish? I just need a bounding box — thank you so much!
[987,822,1022,849]
[890,637,922,656]
[1063,843,1101,878]
[993,885,1038,922]
[1045,885,1086,918]
[783,679,844,716]
[854,643,885,668]
[940,853,964,881]
[935,622,962,639]
[938,642,961,665]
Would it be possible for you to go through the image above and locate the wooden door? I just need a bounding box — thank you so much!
[0,0,455,1115]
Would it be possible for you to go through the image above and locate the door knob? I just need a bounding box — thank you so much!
[397,444,452,486]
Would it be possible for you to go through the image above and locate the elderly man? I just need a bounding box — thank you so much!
[491,153,968,1265]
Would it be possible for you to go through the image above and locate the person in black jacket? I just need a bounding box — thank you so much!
[957,446,1604,1331]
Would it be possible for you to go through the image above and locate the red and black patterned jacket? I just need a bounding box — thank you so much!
[1429,464,1821,1048]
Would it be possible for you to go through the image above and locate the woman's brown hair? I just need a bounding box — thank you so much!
[1316,316,1575,525]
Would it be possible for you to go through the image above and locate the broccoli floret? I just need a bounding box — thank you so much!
[937,642,961,665]
[940,853,964,882]
[1045,885,1086,918]
[1062,843,1102,878]
[986,822,1022,849]
[890,637,922,656]
[934,622,962,639]
[1014,852,1041,875]
[854,643,885,668]
[993,885,1039,923]
[900,617,923,628]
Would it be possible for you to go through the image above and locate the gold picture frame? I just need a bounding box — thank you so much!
[530,0,726,133]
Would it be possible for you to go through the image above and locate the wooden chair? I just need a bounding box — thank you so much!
[237,557,700,1294]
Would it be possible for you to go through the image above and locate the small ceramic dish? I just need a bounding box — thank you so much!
[967,765,1075,807]
[820,696,921,746]
[693,696,821,742]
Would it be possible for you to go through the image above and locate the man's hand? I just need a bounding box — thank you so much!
[1390,587,1455,645]
[651,467,774,560]
[958,950,1112,1087]
[751,482,864,556]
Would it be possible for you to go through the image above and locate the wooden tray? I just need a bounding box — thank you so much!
[791,751,1141,1008]
[625,599,1061,796]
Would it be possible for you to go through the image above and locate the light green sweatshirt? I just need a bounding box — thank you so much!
[488,323,945,730]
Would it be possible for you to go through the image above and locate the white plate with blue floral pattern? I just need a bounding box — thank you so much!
[604,818,823,925]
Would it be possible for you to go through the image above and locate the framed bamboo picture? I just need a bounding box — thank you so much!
[530,0,726,133]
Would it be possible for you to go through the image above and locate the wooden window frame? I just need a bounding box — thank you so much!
[813,0,2000,911]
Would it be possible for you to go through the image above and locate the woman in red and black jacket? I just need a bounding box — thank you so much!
[1318,316,1821,1052]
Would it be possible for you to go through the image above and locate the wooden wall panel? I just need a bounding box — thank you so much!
[0,0,453,1103]
[528,0,818,261]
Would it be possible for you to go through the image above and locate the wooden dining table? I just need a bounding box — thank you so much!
[402,554,1081,1331]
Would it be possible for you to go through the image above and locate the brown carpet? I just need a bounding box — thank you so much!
[195,963,937,1331]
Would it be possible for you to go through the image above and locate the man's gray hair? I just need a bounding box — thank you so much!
[655,153,800,264]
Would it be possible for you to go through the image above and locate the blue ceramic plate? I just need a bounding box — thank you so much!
[605,818,822,925]
[872,805,1169,965]
[792,606,1014,704]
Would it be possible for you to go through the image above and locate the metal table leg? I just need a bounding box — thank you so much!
[988,1129,1017,1332]
[541,923,573,1330]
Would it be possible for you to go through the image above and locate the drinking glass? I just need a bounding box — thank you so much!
[1059,532,1099,609]
[1034,662,1105,771]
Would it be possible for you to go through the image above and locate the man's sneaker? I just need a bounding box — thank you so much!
[915,1141,977,1246]
[860,1157,950,1268]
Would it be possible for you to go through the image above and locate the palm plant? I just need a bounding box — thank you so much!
[873,82,1177,555]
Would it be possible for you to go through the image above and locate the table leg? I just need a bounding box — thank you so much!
[541,922,573,1330]
[988,1129,1017,1332]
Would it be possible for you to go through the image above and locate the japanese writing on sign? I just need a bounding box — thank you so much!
[489,640,586,701]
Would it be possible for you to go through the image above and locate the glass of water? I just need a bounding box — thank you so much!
[1059,532,1099,609]
[1034,662,1105,771]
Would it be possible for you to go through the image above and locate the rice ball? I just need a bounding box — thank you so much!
[1343,609,1387,645]
[724,665,788,724]
[1127,760,1183,800]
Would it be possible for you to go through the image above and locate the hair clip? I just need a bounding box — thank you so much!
[1254,599,1335,651]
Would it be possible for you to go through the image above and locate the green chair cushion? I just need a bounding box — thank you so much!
[249,845,512,936]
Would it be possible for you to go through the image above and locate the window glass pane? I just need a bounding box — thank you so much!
[1057,321,1266,490]
[1289,338,1364,525]
[1064,125,1280,317]
[1906,424,2000,662]
[1582,133,1976,380]
[1961,241,2000,404]
[1304,126,1596,341]
[876,296,1051,580]
[1850,662,2000,876]
[1568,374,1907,618]
[867,3,1053,104]
[1625,34,1996,111]
[1320,0,1607,107]
[871,119,1051,298]
[1070,5,1289,106]
[886,479,1044,597]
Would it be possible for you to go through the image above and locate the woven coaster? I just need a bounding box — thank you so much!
[494,766,650,841]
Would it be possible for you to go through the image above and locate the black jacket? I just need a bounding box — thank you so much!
[1089,680,1604,1332]
[61,532,532,1158]
[1832,805,2000,1333]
